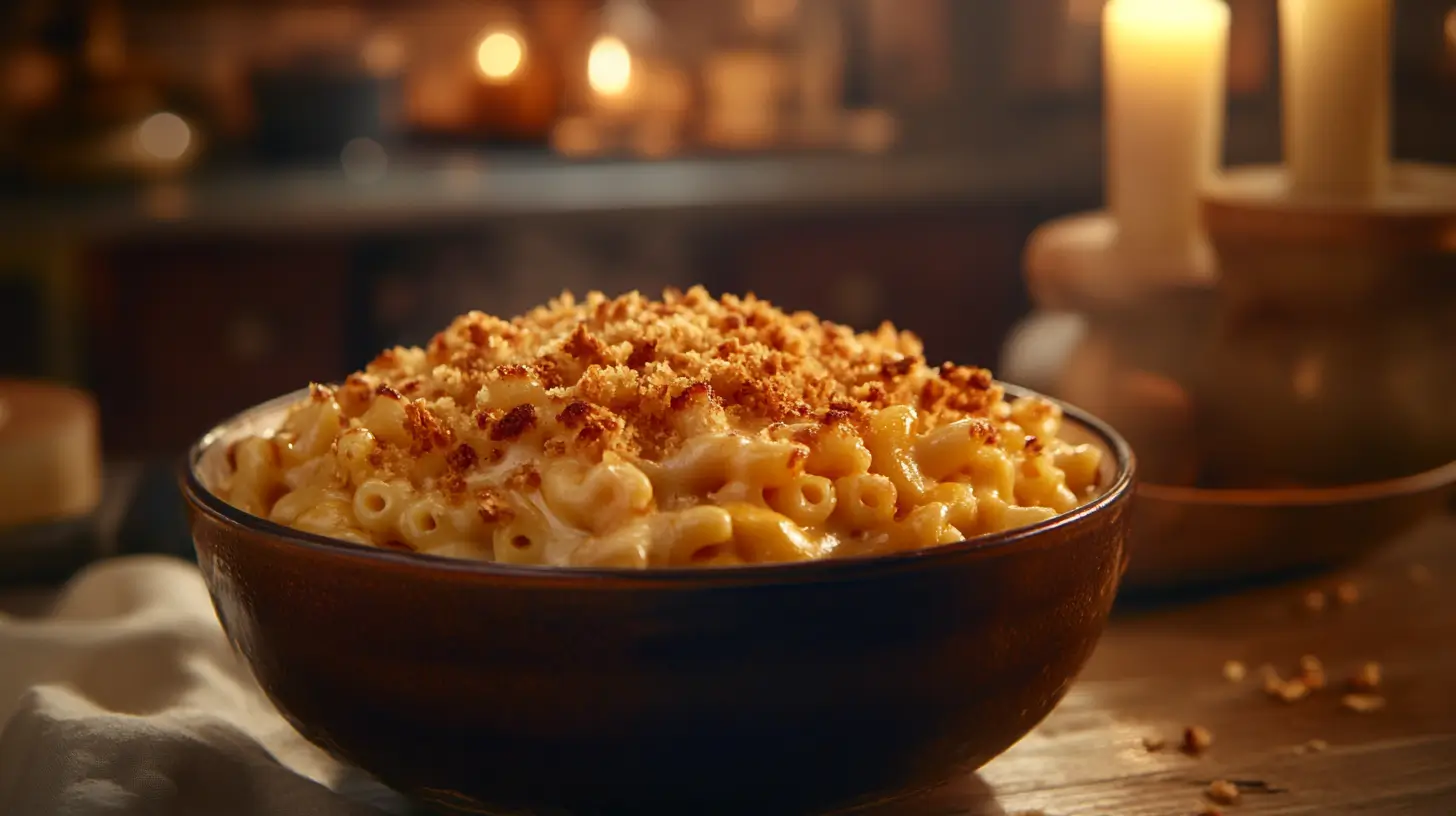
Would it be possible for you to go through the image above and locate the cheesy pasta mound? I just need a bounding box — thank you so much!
[219,287,1103,567]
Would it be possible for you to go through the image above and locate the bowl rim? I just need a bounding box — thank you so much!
[1138,458,1456,509]
[180,382,1136,587]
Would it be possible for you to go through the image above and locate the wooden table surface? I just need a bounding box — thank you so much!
[859,516,1456,816]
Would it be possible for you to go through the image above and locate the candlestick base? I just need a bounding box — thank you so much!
[1009,164,1456,592]
[1011,211,1220,485]
[1023,211,1218,313]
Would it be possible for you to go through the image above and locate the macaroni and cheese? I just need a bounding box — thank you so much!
[217,288,1103,568]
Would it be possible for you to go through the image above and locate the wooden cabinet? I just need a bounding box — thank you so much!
[86,240,349,455]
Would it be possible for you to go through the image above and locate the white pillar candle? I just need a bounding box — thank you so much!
[1279,0,1391,199]
[1103,0,1229,255]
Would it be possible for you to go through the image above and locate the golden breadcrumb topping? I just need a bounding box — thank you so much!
[218,286,1104,568]
[335,286,1002,479]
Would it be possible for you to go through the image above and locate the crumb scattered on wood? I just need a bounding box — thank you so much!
[1196,806,1224,816]
[1294,738,1329,754]
[1303,590,1327,612]
[1182,725,1214,755]
[1349,661,1382,692]
[1223,660,1247,683]
[1262,663,1310,703]
[1342,693,1387,713]
[1297,654,1326,689]
[1143,735,1167,752]
[1259,663,1282,690]
[1206,779,1241,805]
[1335,581,1361,605]
[1272,677,1310,703]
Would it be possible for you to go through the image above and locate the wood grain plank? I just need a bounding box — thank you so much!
[867,518,1456,815]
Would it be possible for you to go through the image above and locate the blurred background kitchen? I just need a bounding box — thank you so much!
[1,0,1454,582]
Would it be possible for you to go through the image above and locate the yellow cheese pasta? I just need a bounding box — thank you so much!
[217,287,1103,567]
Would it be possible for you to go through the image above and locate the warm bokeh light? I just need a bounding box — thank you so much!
[341,137,388,185]
[551,116,602,157]
[745,0,798,32]
[844,108,898,154]
[475,30,525,82]
[361,32,406,76]
[1446,7,1456,50]
[643,66,690,116]
[1105,0,1227,28]
[587,35,633,97]
[135,112,192,162]
[3,49,62,110]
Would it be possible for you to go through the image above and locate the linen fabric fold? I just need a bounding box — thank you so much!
[0,556,409,816]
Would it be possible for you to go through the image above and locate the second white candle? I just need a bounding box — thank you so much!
[1280,0,1392,200]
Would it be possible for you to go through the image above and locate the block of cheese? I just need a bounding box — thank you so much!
[0,381,102,529]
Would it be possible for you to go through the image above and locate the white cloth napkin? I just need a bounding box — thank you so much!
[0,556,413,816]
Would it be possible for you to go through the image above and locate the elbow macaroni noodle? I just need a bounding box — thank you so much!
[216,288,1103,568]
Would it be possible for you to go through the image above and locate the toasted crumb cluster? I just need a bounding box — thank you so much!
[1349,661,1382,692]
[1205,780,1241,805]
[1341,693,1386,713]
[1295,738,1329,754]
[1222,660,1247,683]
[1182,725,1214,755]
[1297,654,1327,690]
[341,286,999,473]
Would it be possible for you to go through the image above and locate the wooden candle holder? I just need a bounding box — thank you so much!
[1007,166,1456,591]
[1019,211,1219,486]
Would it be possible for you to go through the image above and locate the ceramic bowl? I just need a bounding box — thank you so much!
[181,386,1135,815]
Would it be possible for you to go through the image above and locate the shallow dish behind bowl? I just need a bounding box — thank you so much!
[183,386,1134,815]
[1124,461,1456,595]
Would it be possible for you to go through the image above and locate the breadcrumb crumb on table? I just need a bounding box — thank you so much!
[1272,677,1310,704]
[1142,735,1167,752]
[1297,654,1326,690]
[1349,661,1383,692]
[1259,664,1283,695]
[1222,660,1247,683]
[1182,725,1214,755]
[1206,779,1241,805]
[1342,693,1387,713]
[1294,738,1329,754]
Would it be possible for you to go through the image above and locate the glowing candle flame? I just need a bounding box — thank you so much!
[135,112,192,162]
[587,35,632,97]
[475,30,525,82]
